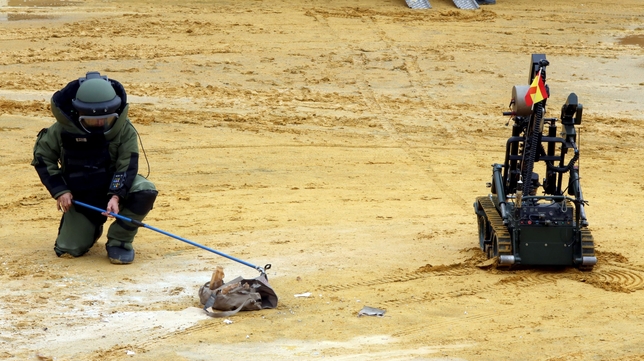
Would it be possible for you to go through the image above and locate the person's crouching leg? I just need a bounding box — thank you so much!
[106,176,157,264]
[55,206,104,258]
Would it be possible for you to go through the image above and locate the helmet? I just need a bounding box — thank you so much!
[72,73,121,133]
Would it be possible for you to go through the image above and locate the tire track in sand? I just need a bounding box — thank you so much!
[311,12,472,212]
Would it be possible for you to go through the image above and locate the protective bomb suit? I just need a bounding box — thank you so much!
[32,71,157,264]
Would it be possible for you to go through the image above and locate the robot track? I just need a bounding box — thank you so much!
[579,228,595,271]
[476,196,512,268]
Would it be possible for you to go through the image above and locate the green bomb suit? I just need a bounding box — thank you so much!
[32,73,157,263]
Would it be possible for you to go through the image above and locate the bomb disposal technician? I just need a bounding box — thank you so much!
[32,72,158,264]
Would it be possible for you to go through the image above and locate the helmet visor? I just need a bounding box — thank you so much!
[79,113,118,132]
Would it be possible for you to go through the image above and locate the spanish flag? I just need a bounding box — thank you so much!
[524,69,548,107]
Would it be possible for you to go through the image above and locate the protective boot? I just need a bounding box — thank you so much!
[106,240,135,264]
[105,208,143,264]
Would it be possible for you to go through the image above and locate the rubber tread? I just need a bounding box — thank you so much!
[476,196,512,259]
[578,228,595,271]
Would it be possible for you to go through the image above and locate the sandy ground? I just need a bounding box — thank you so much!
[1,0,644,360]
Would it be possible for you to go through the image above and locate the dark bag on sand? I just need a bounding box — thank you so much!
[198,273,278,318]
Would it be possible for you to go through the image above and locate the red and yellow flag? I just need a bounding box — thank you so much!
[524,69,548,107]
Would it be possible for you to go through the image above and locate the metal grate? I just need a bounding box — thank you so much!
[405,0,431,9]
[453,0,480,9]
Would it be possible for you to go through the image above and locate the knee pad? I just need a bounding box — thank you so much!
[125,189,158,215]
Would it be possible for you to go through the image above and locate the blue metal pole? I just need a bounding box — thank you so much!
[72,200,268,274]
